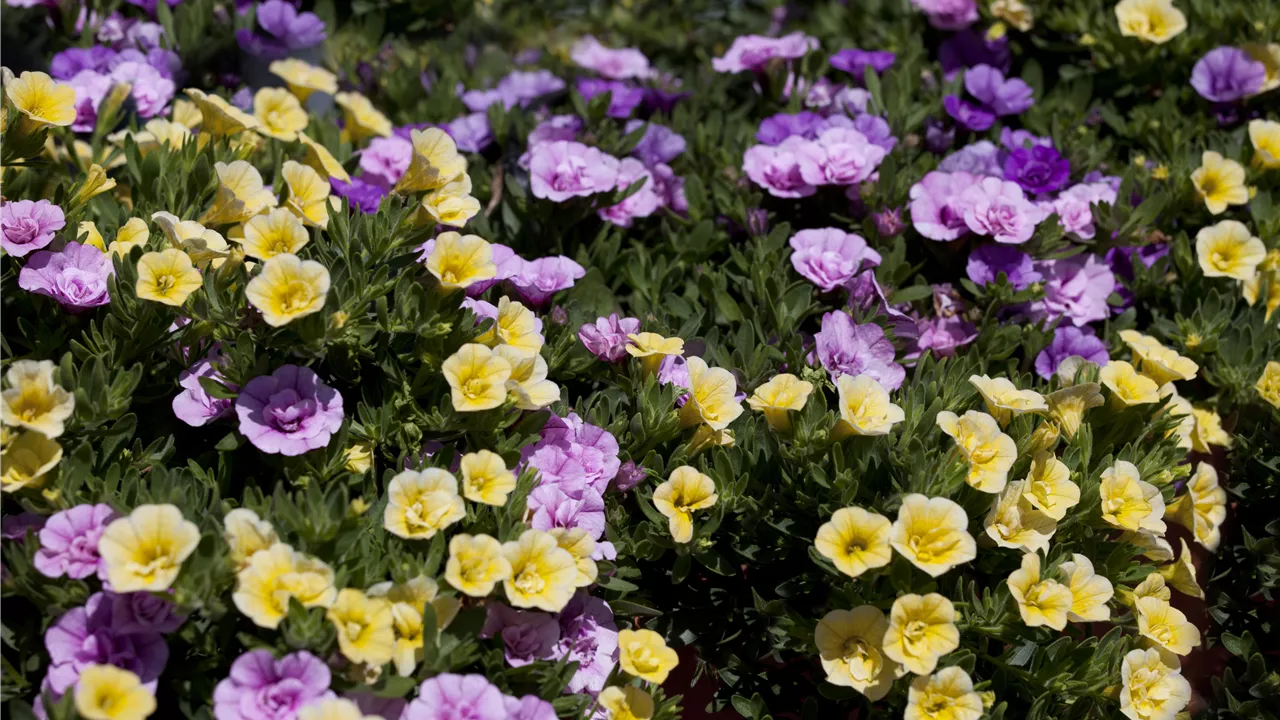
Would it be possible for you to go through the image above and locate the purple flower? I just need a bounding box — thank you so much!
[0,198,66,257]
[579,313,641,363]
[527,114,583,147]
[939,29,1011,78]
[911,0,978,29]
[481,604,559,667]
[212,649,333,720]
[612,460,646,493]
[814,311,906,390]
[111,60,174,118]
[575,78,645,118]
[404,674,508,720]
[17,241,113,311]
[942,94,996,133]
[66,70,114,133]
[1190,47,1267,103]
[330,177,386,214]
[599,158,664,228]
[510,256,586,306]
[173,354,237,427]
[234,365,344,456]
[358,136,413,190]
[504,696,557,720]
[872,207,906,238]
[649,163,688,215]
[1035,327,1109,379]
[51,47,117,79]
[492,70,566,109]
[966,245,1040,289]
[528,484,606,539]
[444,113,493,153]
[743,140,818,198]
[1106,243,1170,281]
[44,593,168,696]
[624,121,686,166]
[570,36,653,80]
[2,512,46,540]
[909,171,976,241]
[830,49,896,80]
[712,32,819,73]
[915,316,978,358]
[551,592,618,695]
[236,0,327,60]
[1004,145,1070,194]
[103,591,186,635]
[528,141,620,202]
[938,140,1003,177]
[794,127,888,186]
[965,64,1034,115]
[789,228,882,292]
[923,117,956,154]
[1027,254,1116,327]
[1052,182,1118,240]
[851,114,898,153]
[464,243,525,297]
[34,504,117,580]
[229,87,254,111]
[523,413,620,495]
[757,112,826,145]
[959,176,1042,244]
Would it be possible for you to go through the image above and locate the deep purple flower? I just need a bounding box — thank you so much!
[50,47,118,80]
[575,78,645,118]
[712,32,819,73]
[939,29,1011,78]
[528,141,620,202]
[570,36,653,80]
[624,120,686,166]
[2,512,46,540]
[923,117,956,154]
[1106,243,1170,281]
[1034,327,1109,379]
[528,484,606,539]
[649,163,688,215]
[830,49,896,80]
[212,649,333,720]
[444,113,493,153]
[17,242,113,310]
[943,94,996,132]
[909,171,976,241]
[612,460,646,492]
[743,140,818,198]
[1027,254,1116,327]
[1004,145,1070,194]
[235,0,327,60]
[599,158,664,228]
[966,245,1040,289]
[173,354,236,427]
[504,695,557,720]
[757,112,826,145]
[510,256,586,306]
[965,64,1034,115]
[1190,47,1267,103]
[579,313,641,363]
[404,674,508,720]
[67,70,114,133]
[481,604,559,667]
[44,593,168,696]
[330,177,386,214]
[234,365,344,456]
[104,591,185,635]
[789,228,882,291]
[959,176,1042,244]
[34,504,117,580]
[814,311,906,389]
[552,592,619,695]
[911,0,978,30]
[939,140,1003,177]
[346,693,407,720]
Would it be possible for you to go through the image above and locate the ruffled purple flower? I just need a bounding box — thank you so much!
[938,140,1003,177]
[234,365,344,456]
[909,171,976,241]
[575,78,645,118]
[43,592,168,696]
[1035,327,1109,379]
[851,114,898,153]
[358,136,413,190]
[612,460,646,493]
[757,112,826,145]
[966,245,1040,289]
[481,604,560,667]
[236,0,327,60]
[552,592,619,695]
[789,228,882,292]
[1190,47,1267,103]
[966,64,1034,115]
[712,32,818,74]
[51,46,117,80]
[959,176,1042,244]
[624,121,686,166]
[346,693,407,720]
[942,95,996,132]
[173,354,237,427]
[599,158,664,227]
[915,316,978,358]
[570,36,653,80]
[1004,144,1070,194]
[911,0,978,29]
[830,49,896,80]
[1052,182,1118,240]
[110,60,174,118]
[104,591,185,635]
[504,695,557,720]
[528,484,606,539]
[444,113,493,153]
[34,504,117,580]
[1027,254,1116,327]
[331,177,386,214]
[579,313,641,363]
[814,311,906,389]
[528,141,620,202]
[213,649,333,720]
[523,412,620,495]
[67,69,114,133]
[404,674,508,720]
[510,256,586,306]
[743,139,818,198]
[794,127,888,186]
[17,241,113,311]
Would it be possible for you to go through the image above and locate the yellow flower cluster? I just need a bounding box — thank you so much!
[1,360,74,492]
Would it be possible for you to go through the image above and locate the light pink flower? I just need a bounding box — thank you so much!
[959,176,1042,244]
[908,171,976,242]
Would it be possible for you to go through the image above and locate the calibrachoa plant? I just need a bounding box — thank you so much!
[0,0,1278,719]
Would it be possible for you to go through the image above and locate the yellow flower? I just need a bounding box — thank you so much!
[239,208,309,260]
[1045,383,1103,439]
[889,494,977,577]
[298,698,379,720]
[396,128,467,193]
[1196,220,1267,280]
[1159,539,1204,599]
[444,533,512,597]
[968,374,1047,425]
[1020,452,1079,521]
[327,588,395,667]
[494,346,560,410]
[184,88,259,136]
[549,527,598,587]
[1100,361,1161,407]
[679,356,744,431]
[686,425,734,456]
[135,249,204,306]
[746,373,813,432]
[1118,330,1198,385]
[459,450,517,506]
[1250,119,1280,169]
[421,176,480,228]
[652,466,718,543]
[334,92,393,145]
[814,506,892,578]
[1166,462,1227,551]
[1100,460,1166,533]
[383,468,466,540]
[935,410,1016,493]
[990,0,1033,31]
[503,529,578,612]
[1256,361,1280,408]
[1189,407,1232,453]
[344,442,373,473]
[833,374,904,437]
[815,606,898,699]
[618,628,680,684]
[984,480,1057,553]
[1120,648,1192,720]
[476,296,544,355]
[1057,553,1114,623]
[222,507,278,569]
[599,686,653,720]
[69,164,118,208]
[0,431,62,492]
[883,593,960,676]
[150,212,229,266]
[77,221,106,251]
[1115,0,1186,43]
[1,359,75,438]
[1163,389,1195,450]
[201,160,277,226]
[298,132,351,183]
[245,253,331,327]
[97,504,201,592]
[1006,552,1073,630]
[367,576,459,676]
[1191,151,1249,215]
[108,218,150,258]
[904,667,984,720]
[136,118,192,153]
[441,344,513,412]
[1135,596,1200,656]
[426,232,497,292]
[269,59,338,103]
[170,98,202,129]
[232,542,336,628]
[6,71,76,128]
[625,333,684,375]
[1121,572,1172,607]
[1242,249,1280,322]
[282,160,332,229]
[1245,43,1280,94]
[74,664,156,720]
[251,89,310,141]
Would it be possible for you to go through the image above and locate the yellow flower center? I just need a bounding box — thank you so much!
[628,645,661,674]
[841,639,879,681]
[276,281,315,313]
[514,567,546,596]
[1199,175,1219,197]
[154,273,178,296]
[904,619,929,645]
[345,620,365,639]
[463,377,488,399]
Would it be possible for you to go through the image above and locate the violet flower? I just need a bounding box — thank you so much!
[172,354,237,427]
[528,141,620,202]
[570,36,653,80]
[464,244,525,296]
[1026,254,1116,327]
[575,78,645,118]
[1035,327,1109,379]
[938,140,1004,177]
[1004,145,1070,194]
[235,0,327,60]
[358,136,413,190]
[942,95,996,132]
[940,29,1011,78]
[212,649,334,720]
[17,242,114,311]
[966,64,1034,115]
[234,365,344,456]
[813,311,906,389]
[830,49,896,80]
[1052,182,1118,240]
[598,158,664,228]
[911,0,978,30]
[789,228,882,292]
[43,593,168,696]
[504,695,557,720]
[2,201,66,258]
[743,140,818,198]
[528,485,606,539]
[579,313,641,363]
[712,32,819,73]
[909,170,977,241]
[34,504,117,580]
[959,176,1042,244]
[481,604,560,667]
[444,112,493,153]
[104,591,186,635]
[757,112,826,145]
[612,460,646,492]
[330,178,386,214]
[794,127,888,186]
[966,245,1040,290]
[522,412,621,495]
[915,316,978,358]
[1190,47,1267,103]
[404,674,508,720]
[510,256,586,307]
[51,47,118,79]
[624,120,686,166]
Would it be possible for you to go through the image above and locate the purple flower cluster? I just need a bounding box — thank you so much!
[579,314,641,363]
[173,352,237,427]
[789,228,883,292]
[17,242,114,311]
[401,673,557,720]
[570,36,654,80]
[520,413,621,541]
[213,649,334,720]
[481,592,618,696]
[34,504,117,580]
[712,32,819,74]
[909,171,1044,243]
[814,311,906,389]
[50,27,180,131]
[944,65,1034,132]
[744,124,888,197]
[576,78,646,118]
[234,365,344,456]
[1190,47,1267,103]
[1026,254,1117,327]
[459,70,566,112]
[236,0,326,60]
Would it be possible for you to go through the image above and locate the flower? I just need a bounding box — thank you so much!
[334,92,392,144]
[201,161,278,226]
[149,213,229,266]
[904,667,983,720]
[1115,0,1186,44]
[327,588,395,667]
[283,161,333,229]
[548,528,598,587]
[935,410,1016,493]
[598,687,653,720]
[652,466,718,543]
[494,346,560,410]
[212,649,332,720]
[679,357,744,431]
[441,344,512,412]
[1118,331,1197,385]
[1119,648,1191,720]
[984,480,1056,553]
[815,606,897,698]
[579,314,641,363]
[384,468,466,540]
[299,133,351,183]
[1053,181,1118,240]
[233,543,336,628]
[1035,327,1108,380]
[252,87,307,141]
[235,365,344,456]
[269,59,338,103]
[1191,152,1249,215]
[367,576,458,676]
[1,359,75,439]
[1100,460,1166,533]
[1007,553,1073,630]
[1256,361,1280,408]
[575,78,645,118]
[814,507,893,579]
[889,495,977,576]
[814,312,906,390]
[1190,47,1267,103]
[830,48,897,79]
[966,64,1034,115]
[108,218,149,258]
[833,374,905,438]
[238,208,309,260]
[788,228,881,292]
[510,256,586,306]
[967,244,1040,290]
[743,141,818,198]
[626,333,684,375]
[426,232,497,292]
[0,431,62,492]
[598,158,663,227]
[34,504,117,580]
[404,674,508,720]
[747,374,813,432]
[74,664,157,720]
[1250,119,1280,168]
[444,533,512,599]
[502,529,578,612]
[298,698,379,720]
[711,32,819,73]
[793,127,888,186]
[458,450,517,506]
[1004,144,1070,194]
[883,593,959,676]
[236,0,326,60]
[421,177,480,228]
[909,171,976,241]
[617,628,679,684]
[185,88,260,137]
[1058,553,1114,622]
[1159,539,1203,599]
[625,120,686,166]
[1021,452,1080,520]
[528,141,620,202]
[1,200,66,257]
[570,36,653,79]
[1135,596,1200,656]
[245,254,330,327]
[97,504,200,592]
[956,176,1041,245]
[444,112,493,154]
[7,71,77,129]
[395,128,466,194]
[42,592,169,698]
[1100,361,1161,407]
[1190,407,1233,453]
[1196,220,1266,280]
[1027,254,1117,327]
[222,508,278,570]
[969,374,1047,425]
